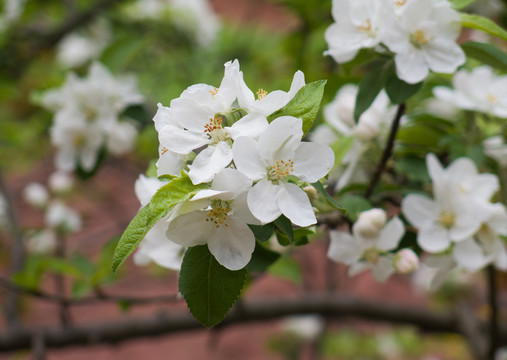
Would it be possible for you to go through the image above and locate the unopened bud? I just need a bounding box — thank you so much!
[24,183,49,208]
[354,208,387,237]
[48,171,73,194]
[303,185,318,203]
[394,248,419,274]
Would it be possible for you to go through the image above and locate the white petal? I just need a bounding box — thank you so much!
[401,194,438,228]
[277,182,316,227]
[372,256,395,282]
[212,168,252,198]
[247,178,281,224]
[208,216,255,270]
[376,217,405,251]
[188,142,233,184]
[166,212,211,247]
[258,116,302,161]
[230,192,261,225]
[394,50,429,84]
[159,125,209,154]
[232,136,266,180]
[418,224,450,253]
[327,230,362,264]
[424,38,465,74]
[228,113,269,140]
[453,238,489,272]
[293,142,334,183]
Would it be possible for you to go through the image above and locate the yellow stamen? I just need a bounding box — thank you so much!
[209,87,218,97]
[487,94,497,104]
[267,159,294,181]
[204,115,223,133]
[439,210,455,229]
[411,30,430,47]
[257,89,268,100]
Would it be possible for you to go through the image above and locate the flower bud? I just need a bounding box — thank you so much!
[48,171,74,194]
[23,183,49,208]
[353,208,387,237]
[303,185,318,203]
[393,248,419,274]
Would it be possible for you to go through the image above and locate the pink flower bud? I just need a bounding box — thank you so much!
[394,248,419,274]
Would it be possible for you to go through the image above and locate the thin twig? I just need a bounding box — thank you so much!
[364,103,406,199]
[488,265,499,359]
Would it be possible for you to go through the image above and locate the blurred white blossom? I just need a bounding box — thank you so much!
[26,230,57,254]
[0,0,26,31]
[281,315,324,340]
[48,171,74,194]
[484,136,507,166]
[45,201,82,234]
[23,183,49,208]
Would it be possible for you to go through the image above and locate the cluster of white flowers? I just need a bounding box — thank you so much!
[325,0,465,84]
[402,154,507,276]
[126,0,220,46]
[311,84,394,190]
[23,176,81,254]
[56,18,113,68]
[135,59,334,271]
[327,208,418,282]
[41,62,144,173]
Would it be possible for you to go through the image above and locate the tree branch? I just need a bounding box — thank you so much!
[364,103,406,199]
[1,293,504,352]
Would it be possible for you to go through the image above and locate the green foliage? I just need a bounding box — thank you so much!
[248,223,275,242]
[112,175,206,273]
[267,80,327,134]
[461,41,507,72]
[339,195,372,222]
[311,180,345,213]
[450,0,477,9]
[178,245,247,327]
[247,241,281,272]
[354,63,391,123]
[275,215,294,243]
[460,13,507,42]
[330,136,354,171]
[268,256,302,285]
[385,73,423,105]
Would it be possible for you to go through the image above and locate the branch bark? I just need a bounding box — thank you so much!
[2,293,503,352]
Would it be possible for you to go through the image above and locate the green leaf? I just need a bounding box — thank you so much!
[122,105,150,125]
[179,245,247,327]
[100,37,146,72]
[354,63,391,122]
[268,256,302,285]
[339,195,372,222]
[247,241,280,272]
[460,13,507,42]
[248,223,275,242]
[293,227,315,246]
[461,41,507,72]
[311,181,346,213]
[112,175,205,273]
[450,0,476,9]
[274,215,294,243]
[385,74,423,104]
[267,80,327,135]
[330,136,354,171]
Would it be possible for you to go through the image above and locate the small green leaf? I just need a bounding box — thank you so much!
[460,13,507,42]
[248,223,275,242]
[450,0,476,9]
[385,74,423,104]
[330,136,354,171]
[247,241,280,272]
[112,175,205,273]
[179,245,247,327]
[461,41,507,72]
[354,63,391,122]
[269,256,302,285]
[72,280,92,298]
[311,181,346,213]
[339,195,372,222]
[267,80,327,135]
[274,215,294,242]
[100,37,146,72]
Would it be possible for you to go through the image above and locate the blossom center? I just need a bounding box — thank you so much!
[438,210,455,229]
[410,30,431,47]
[363,248,379,264]
[205,200,232,228]
[487,94,498,104]
[209,87,219,97]
[204,115,230,144]
[394,0,407,7]
[257,89,268,100]
[357,19,376,38]
[267,159,294,182]
[73,134,86,147]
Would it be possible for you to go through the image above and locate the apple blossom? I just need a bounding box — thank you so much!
[26,230,57,254]
[433,66,507,118]
[484,136,507,167]
[45,201,82,234]
[233,116,334,226]
[382,0,465,84]
[393,248,419,274]
[23,183,49,208]
[166,168,259,270]
[327,209,405,282]
[48,172,74,194]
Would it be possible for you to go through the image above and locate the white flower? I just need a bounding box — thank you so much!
[26,230,57,254]
[412,255,457,291]
[324,0,390,63]
[327,210,405,282]
[48,172,74,194]
[170,0,221,46]
[157,60,268,184]
[382,0,465,84]
[106,121,138,156]
[484,136,507,167]
[23,183,49,208]
[45,201,82,233]
[393,248,419,274]
[281,315,324,340]
[133,175,184,270]
[0,0,26,32]
[56,18,112,68]
[233,116,334,226]
[167,168,258,270]
[433,66,507,118]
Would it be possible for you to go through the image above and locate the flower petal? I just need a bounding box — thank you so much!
[166,212,211,247]
[232,136,266,180]
[377,217,405,251]
[159,125,209,154]
[401,194,438,228]
[208,216,255,270]
[327,230,362,264]
[293,142,334,182]
[453,238,489,272]
[277,182,316,227]
[258,116,302,162]
[247,178,281,224]
[188,141,233,184]
[212,168,252,198]
[418,224,450,253]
